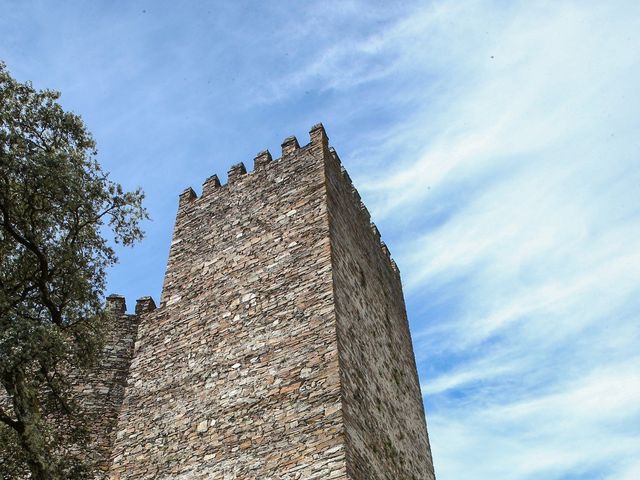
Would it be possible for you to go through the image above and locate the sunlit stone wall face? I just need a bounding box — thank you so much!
[108,127,344,480]
[106,124,435,479]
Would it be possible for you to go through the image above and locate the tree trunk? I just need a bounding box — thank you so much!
[3,372,56,480]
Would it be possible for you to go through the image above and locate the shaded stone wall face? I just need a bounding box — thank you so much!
[324,151,436,479]
[108,133,347,479]
[78,296,141,475]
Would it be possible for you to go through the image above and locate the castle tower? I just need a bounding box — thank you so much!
[108,124,436,479]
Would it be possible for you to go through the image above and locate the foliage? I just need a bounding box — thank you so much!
[0,62,147,479]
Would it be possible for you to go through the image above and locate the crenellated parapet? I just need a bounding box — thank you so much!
[135,296,157,315]
[106,294,127,315]
[173,122,399,277]
[202,174,221,197]
[227,162,247,183]
[254,150,272,170]
[175,124,330,209]
[281,135,300,157]
[328,146,401,276]
[178,187,197,209]
[105,294,157,317]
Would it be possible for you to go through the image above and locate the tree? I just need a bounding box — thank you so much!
[0,62,147,479]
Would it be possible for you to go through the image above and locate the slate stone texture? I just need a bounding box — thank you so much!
[106,124,436,479]
[81,294,142,475]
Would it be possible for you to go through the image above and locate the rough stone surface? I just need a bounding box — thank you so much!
[0,294,141,477]
[109,127,343,479]
[104,124,435,478]
[77,295,142,474]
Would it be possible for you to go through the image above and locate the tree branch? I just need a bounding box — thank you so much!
[0,203,62,325]
[0,404,21,431]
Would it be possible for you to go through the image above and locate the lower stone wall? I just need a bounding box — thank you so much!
[77,296,141,475]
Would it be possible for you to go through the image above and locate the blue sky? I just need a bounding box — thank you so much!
[2,1,640,478]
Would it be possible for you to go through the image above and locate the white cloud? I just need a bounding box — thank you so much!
[429,365,640,479]
[242,4,640,478]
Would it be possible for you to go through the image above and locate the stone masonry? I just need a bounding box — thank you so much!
[102,124,436,479]
[79,294,146,474]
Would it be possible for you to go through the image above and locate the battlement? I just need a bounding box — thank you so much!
[105,294,157,316]
[105,294,127,315]
[174,123,399,281]
[177,124,329,207]
[328,145,400,276]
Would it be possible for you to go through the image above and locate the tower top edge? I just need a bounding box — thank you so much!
[178,123,330,203]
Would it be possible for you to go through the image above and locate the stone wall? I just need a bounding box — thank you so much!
[0,295,141,478]
[106,123,435,479]
[325,148,436,479]
[108,127,346,479]
[78,295,142,475]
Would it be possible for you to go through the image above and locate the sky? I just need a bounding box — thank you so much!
[2,1,639,478]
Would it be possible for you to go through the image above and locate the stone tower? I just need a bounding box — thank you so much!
[107,124,435,479]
